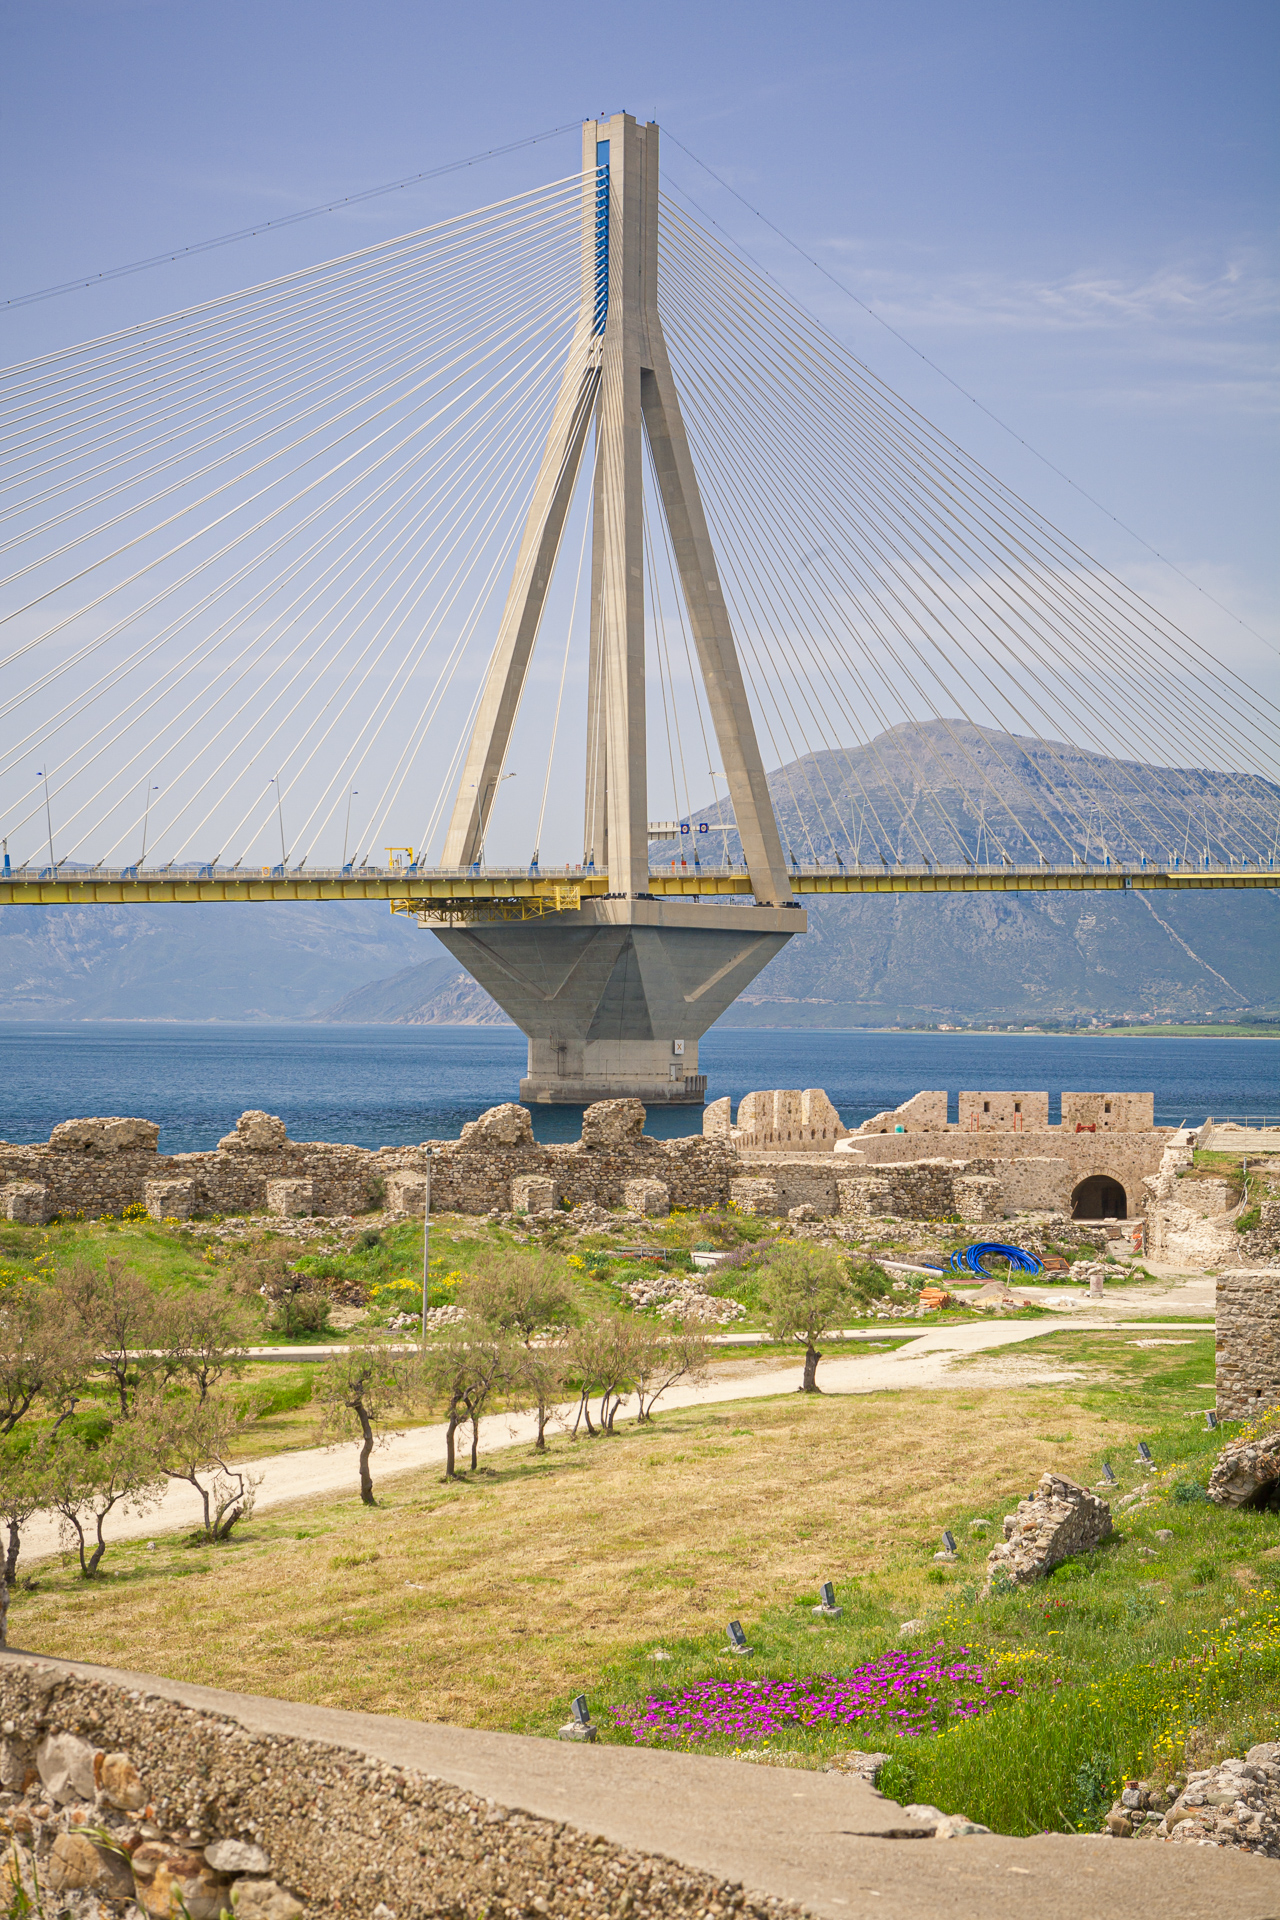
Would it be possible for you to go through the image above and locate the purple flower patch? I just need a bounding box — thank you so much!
[612,1645,1020,1744]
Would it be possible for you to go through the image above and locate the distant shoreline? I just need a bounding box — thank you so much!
[0,1016,1277,1039]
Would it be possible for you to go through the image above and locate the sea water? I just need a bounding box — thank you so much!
[1,1023,1277,1150]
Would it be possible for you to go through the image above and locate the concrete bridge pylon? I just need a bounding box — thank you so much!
[435,114,803,1105]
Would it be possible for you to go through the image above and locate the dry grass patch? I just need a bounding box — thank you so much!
[10,1380,1148,1731]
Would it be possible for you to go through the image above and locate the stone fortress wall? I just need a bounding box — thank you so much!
[0,1102,739,1226]
[2,1079,1171,1232]
[4,1086,1276,1420]
[1216,1269,1280,1420]
[708,1085,1170,1222]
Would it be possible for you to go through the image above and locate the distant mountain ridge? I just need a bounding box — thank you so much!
[314,956,512,1026]
[649,719,1279,871]
[2,725,1275,1026]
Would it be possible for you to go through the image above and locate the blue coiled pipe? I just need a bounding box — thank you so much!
[948,1242,1043,1277]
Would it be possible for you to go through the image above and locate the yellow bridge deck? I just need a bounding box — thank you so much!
[0,862,1273,908]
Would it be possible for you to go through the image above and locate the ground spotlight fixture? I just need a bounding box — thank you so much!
[727,1620,752,1655]
[1137,1442,1153,1464]
[1101,1463,1117,1484]
[941,1530,957,1554]
[813,1580,842,1619]
[557,1693,597,1742]
[1205,1410,1219,1430]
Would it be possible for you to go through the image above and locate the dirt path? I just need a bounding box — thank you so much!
[18,1308,1212,1562]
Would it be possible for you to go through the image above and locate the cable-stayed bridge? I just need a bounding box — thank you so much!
[2,115,1276,1102]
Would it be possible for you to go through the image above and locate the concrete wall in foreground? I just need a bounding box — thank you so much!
[0,1659,792,1920]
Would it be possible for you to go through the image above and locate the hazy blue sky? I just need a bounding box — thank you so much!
[5,1,1274,618]
[2,2,1276,866]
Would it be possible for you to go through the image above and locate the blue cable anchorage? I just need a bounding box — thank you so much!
[593,142,610,334]
[949,1242,1043,1278]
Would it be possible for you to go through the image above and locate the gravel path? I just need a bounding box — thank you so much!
[18,1304,1212,1562]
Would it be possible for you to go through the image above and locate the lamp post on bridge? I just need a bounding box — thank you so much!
[341,789,359,873]
[35,768,54,871]
[269,776,288,872]
[420,1148,432,1343]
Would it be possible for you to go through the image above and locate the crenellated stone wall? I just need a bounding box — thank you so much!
[728,1088,848,1152]
[957,1090,1050,1132]
[1062,1090,1155,1133]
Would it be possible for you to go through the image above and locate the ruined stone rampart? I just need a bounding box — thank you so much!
[832,1127,1162,1218]
[0,1101,737,1224]
[1216,1269,1280,1420]
[0,1084,1175,1230]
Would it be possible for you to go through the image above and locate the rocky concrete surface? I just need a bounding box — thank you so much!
[0,1659,806,1920]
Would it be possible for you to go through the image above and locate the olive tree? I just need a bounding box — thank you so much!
[633,1326,709,1421]
[513,1340,572,1452]
[420,1332,517,1478]
[315,1343,418,1504]
[141,1385,261,1542]
[0,1437,44,1645]
[154,1286,254,1402]
[57,1258,161,1414]
[0,1279,94,1641]
[0,1278,90,1437]
[567,1314,642,1436]
[41,1422,165,1578]
[460,1249,577,1344]
[761,1242,857,1392]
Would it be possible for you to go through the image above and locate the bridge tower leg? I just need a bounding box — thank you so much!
[435,115,803,1106]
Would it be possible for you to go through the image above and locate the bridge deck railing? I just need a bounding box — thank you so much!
[0,858,1274,905]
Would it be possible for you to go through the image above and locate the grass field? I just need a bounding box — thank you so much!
[12,1327,1276,1834]
[0,1208,1122,1365]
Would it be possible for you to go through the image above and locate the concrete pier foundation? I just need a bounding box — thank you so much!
[435,898,801,1105]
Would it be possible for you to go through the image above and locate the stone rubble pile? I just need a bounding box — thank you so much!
[967,1283,1036,1311]
[984,1473,1112,1590]
[0,1724,303,1918]
[1103,1744,1280,1855]
[1208,1429,1280,1509]
[615,1269,746,1326]
[386,1304,468,1333]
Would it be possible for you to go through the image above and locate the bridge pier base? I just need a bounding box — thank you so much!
[433,898,802,1108]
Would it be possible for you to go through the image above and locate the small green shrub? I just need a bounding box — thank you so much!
[1173,1477,1210,1504]
[269,1290,331,1337]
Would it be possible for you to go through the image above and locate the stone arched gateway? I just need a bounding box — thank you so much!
[1072,1174,1128,1220]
